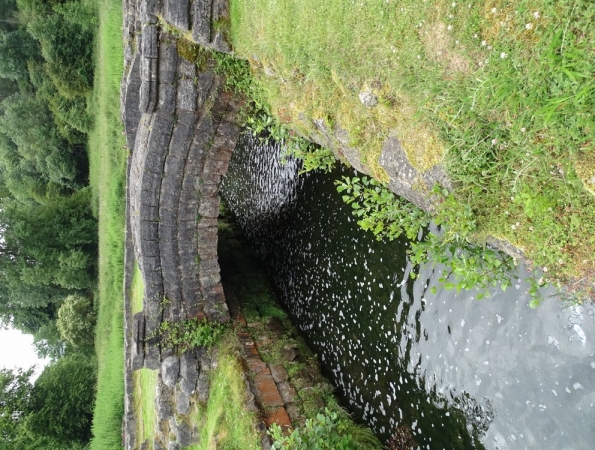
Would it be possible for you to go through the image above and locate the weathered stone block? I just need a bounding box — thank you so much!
[163,0,189,30]
[196,70,216,109]
[175,388,191,415]
[192,0,212,44]
[196,371,210,404]
[178,59,196,78]
[198,199,220,219]
[140,205,160,222]
[177,78,197,112]
[140,56,158,81]
[141,25,159,58]
[140,0,161,24]
[159,224,176,242]
[157,83,176,114]
[176,110,198,128]
[158,40,178,85]
[161,356,180,387]
[124,54,142,149]
[143,239,160,258]
[169,123,195,158]
[139,80,158,113]
[156,379,175,420]
[140,219,159,241]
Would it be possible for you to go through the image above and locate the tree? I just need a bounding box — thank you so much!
[56,294,95,351]
[0,28,40,85]
[0,367,33,444]
[26,355,96,444]
[27,14,94,97]
[32,321,66,360]
[0,92,81,188]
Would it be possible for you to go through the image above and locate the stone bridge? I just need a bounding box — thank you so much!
[120,0,246,447]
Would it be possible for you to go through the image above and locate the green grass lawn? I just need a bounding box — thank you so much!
[229,0,595,292]
[132,368,158,449]
[88,0,127,447]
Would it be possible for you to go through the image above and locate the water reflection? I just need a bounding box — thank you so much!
[221,133,595,449]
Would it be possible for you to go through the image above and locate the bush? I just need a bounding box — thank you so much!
[269,409,357,450]
[56,294,96,349]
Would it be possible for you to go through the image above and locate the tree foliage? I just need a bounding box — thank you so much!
[56,294,96,350]
[26,355,96,444]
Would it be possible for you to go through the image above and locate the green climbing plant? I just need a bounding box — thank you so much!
[336,176,520,300]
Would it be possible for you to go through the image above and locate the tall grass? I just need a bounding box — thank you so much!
[229,0,595,291]
[88,0,127,447]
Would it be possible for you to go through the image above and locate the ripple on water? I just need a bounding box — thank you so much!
[221,134,595,449]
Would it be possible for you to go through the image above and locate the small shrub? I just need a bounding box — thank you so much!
[158,318,227,351]
[269,409,357,450]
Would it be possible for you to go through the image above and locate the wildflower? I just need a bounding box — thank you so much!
[447,25,453,31]
[533,11,540,19]
[511,224,517,230]
[481,40,487,46]
[491,7,497,13]
[516,222,520,227]
[538,277,544,285]
[529,226,534,231]
[543,267,548,273]
[487,45,492,50]
[520,127,526,133]
[474,33,478,38]
[491,138,497,145]
[500,52,508,59]
[525,23,533,30]
[452,2,456,6]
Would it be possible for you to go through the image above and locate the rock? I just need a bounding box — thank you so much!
[167,443,180,450]
[154,438,166,450]
[161,356,180,387]
[156,380,175,420]
[277,381,297,405]
[175,388,191,415]
[269,364,289,383]
[170,417,195,447]
[358,91,378,107]
[139,439,150,450]
[179,351,199,394]
[196,371,210,404]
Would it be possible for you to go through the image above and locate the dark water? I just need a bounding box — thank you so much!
[221,134,595,449]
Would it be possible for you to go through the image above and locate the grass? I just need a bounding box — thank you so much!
[130,262,145,315]
[186,335,262,450]
[132,368,158,449]
[87,0,127,447]
[228,0,595,294]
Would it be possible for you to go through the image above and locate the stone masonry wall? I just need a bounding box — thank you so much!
[121,0,244,448]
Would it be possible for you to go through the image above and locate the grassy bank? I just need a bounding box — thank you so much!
[87,0,127,447]
[229,0,595,292]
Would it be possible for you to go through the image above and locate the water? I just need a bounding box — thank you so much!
[221,133,595,449]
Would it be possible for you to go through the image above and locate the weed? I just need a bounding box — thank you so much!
[158,318,227,351]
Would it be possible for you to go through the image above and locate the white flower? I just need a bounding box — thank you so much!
[474,33,478,38]
[481,40,487,46]
[487,45,492,50]
[525,23,533,30]
[543,266,548,273]
[520,127,526,132]
[538,277,544,285]
[500,52,508,59]
[533,11,540,19]
[491,138,497,145]
[492,7,497,13]
[511,224,517,230]
[558,259,564,265]
[452,2,456,6]
[447,25,453,31]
